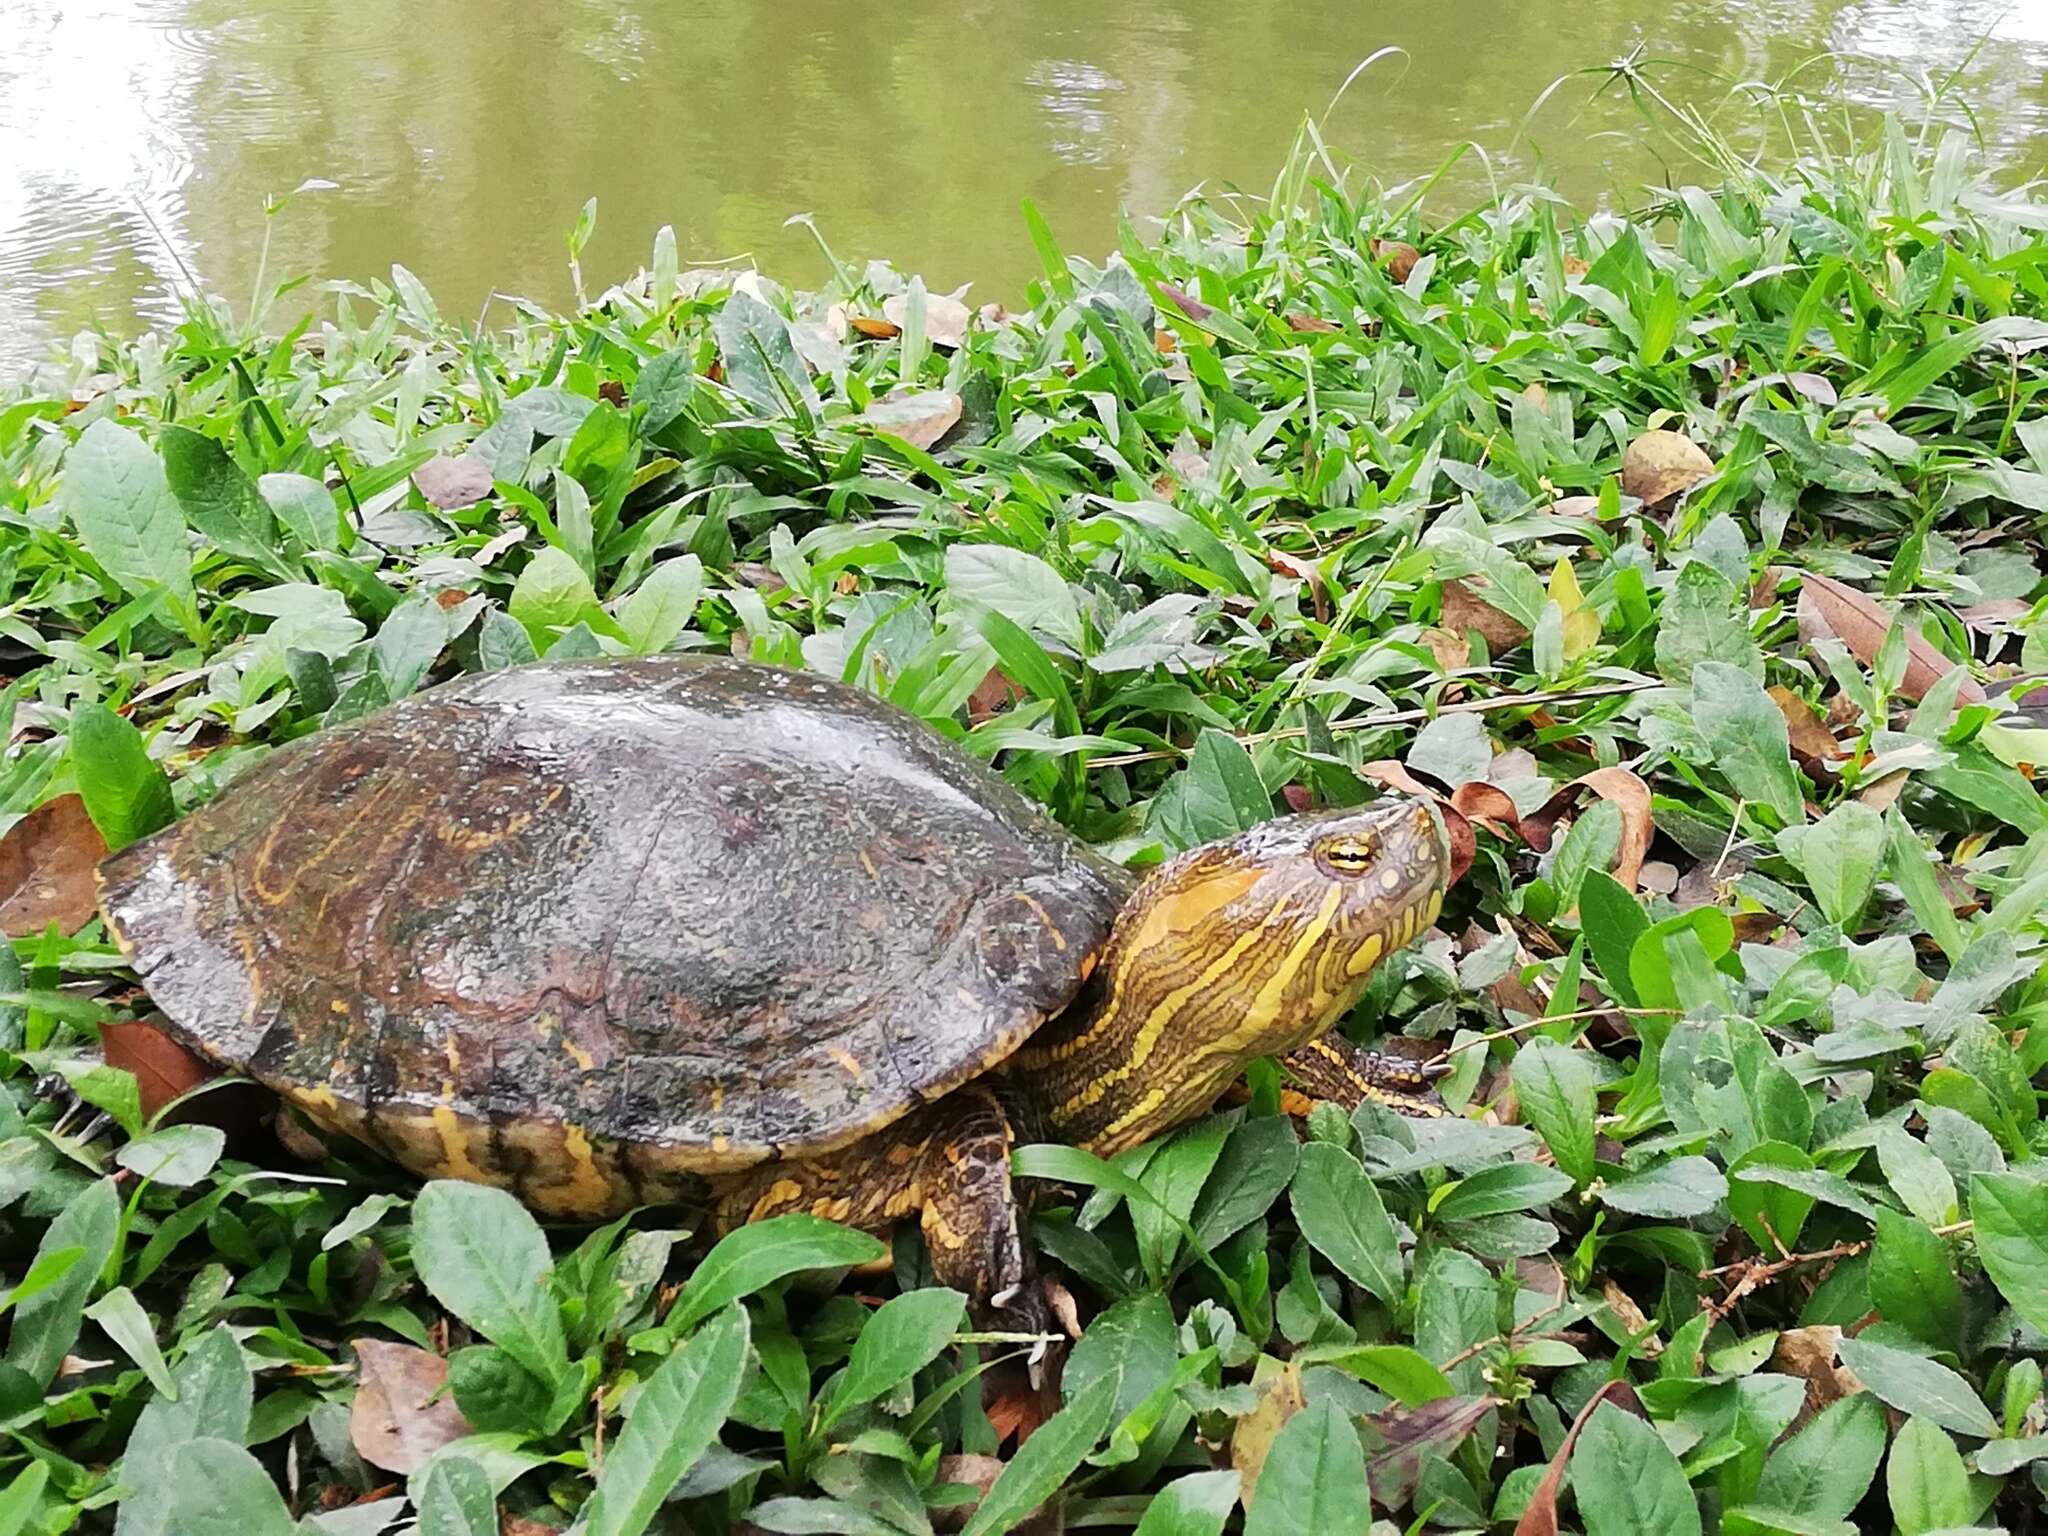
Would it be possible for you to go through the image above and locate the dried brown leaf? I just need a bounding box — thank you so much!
[1284,313,1339,333]
[858,391,963,452]
[932,1455,1008,1534]
[1440,579,1530,652]
[1449,781,1519,835]
[348,1340,473,1474]
[1231,1364,1306,1510]
[1620,430,1714,506]
[882,292,971,349]
[850,314,901,341]
[1772,1325,1865,1428]
[1375,240,1421,283]
[1266,550,1329,623]
[101,1020,211,1121]
[1518,767,1653,890]
[1363,1394,1500,1511]
[1795,571,1988,705]
[412,456,494,511]
[0,793,106,937]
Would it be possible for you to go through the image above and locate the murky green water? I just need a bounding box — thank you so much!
[6,0,2048,376]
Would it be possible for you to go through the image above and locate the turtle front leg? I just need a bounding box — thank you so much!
[1273,1034,1450,1118]
[711,1084,1047,1335]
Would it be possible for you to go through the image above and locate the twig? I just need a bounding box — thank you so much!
[1422,1006,1675,1067]
[1085,681,1649,770]
[1439,1298,1568,1371]
[1699,1219,1975,1323]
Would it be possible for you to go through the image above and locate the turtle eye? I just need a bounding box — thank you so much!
[1317,836,1378,874]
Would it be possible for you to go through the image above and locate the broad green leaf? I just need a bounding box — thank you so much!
[1693,660,1806,823]
[1599,1156,1727,1218]
[715,290,821,418]
[62,419,197,630]
[0,1465,48,1536]
[1969,1170,2048,1338]
[1752,1392,1885,1523]
[69,702,175,849]
[1727,1142,1817,1254]
[1580,869,1649,1007]
[1885,1416,1972,1536]
[579,1307,748,1536]
[1316,1344,1455,1406]
[1289,1142,1403,1305]
[617,555,705,654]
[1243,1396,1371,1536]
[1131,1117,1229,1283]
[1149,730,1272,851]
[414,1455,497,1536]
[1656,560,1761,681]
[945,544,1082,650]
[509,546,606,647]
[257,471,340,551]
[1432,1162,1573,1221]
[1571,1401,1701,1536]
[113,1325,253,1536]
[5,1176,117,1387]
[1835,1337,1999,1438]
[1131,1469,1240,1536]
[1877,1128,1959,1228]
[961,1374,1118,1536]
[1188,1114,1298,1251]
[668,1214,885,1334]
[1508,1038,1597,1185]
[159,426,298,581]
[822,1287,965,1426]
[1064,1294,1177,1426]
[410,1181,568,1386]
[1868,1210,1962,1352]
[84,1287,176,1397]
[1780,800,1885,926]
[115,1124,226,1187]
[163,1440,296,1536]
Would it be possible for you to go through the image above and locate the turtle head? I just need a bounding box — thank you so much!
[1029,796,1450,1154]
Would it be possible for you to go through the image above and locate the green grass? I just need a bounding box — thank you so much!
[5,80,2048,1536]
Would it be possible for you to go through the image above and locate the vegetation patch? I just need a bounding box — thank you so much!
[5,96,2048,1535]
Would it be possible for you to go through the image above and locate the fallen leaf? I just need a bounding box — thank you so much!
[1960,598,2030,631]
[1637,859,1679,895]
[596,380,626,406]
[968,669,1026,726]
[1449,780,1519,835]
[1550,494,1603,519]
[1285,313,1339,333]
[412,456,494,511]
[101,1020,211,1120]
[1441,579,1530,653]
[882,292,971,349]
[1794,570,1989,705]
[1420,627,1470,673]
[857,391,963,452]
[1266,550,1329,622]
[1620,430,1714,506]
[984,1373,1052,1447]
[1231,1363,1306,1510]
[931,1455,1010,1534]
[1518,767,1654,890]
[0,793,106,936]
[850,314,901,341]
[1363,1394,1500,1511]
[1772,1325,1865,1427]
[1513,1378,1649,1536]
[1599,1278,1659,1352]
[1374,240,1421,283]
[1770,685,1846,779]
[349,1340,474,1474]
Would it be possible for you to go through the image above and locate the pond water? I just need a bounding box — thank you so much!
[5,0,2048,376]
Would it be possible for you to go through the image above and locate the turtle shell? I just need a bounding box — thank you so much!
[98,657,1127,1214]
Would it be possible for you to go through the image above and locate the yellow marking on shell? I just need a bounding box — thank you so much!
[563,1040,597,1072]
[884,1182,927,1219]
[1033,864,1266,1068]
[431,1101,492,1183]
[827,1047,866,1083]
[810,1196,854,1222]
[956,986,979,1009]
[858,851,880,882]
[329,999,350,1014]
[1012,892,1066,951]
[524,1125,615,1216]
[298,1086,339,1112]
[886,1140,921,1167]
[443,1037,462,1074]
[711,1133,732,1155]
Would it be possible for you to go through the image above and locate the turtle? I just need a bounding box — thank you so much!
[97,655,1451,1325]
